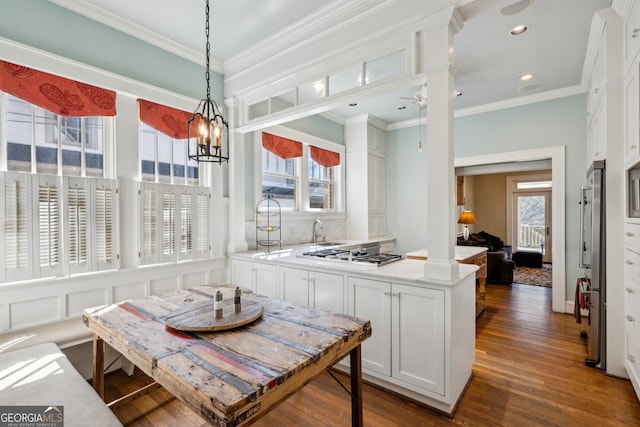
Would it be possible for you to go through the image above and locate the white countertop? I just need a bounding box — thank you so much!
[405,246,488,262]
[229,243,478,286]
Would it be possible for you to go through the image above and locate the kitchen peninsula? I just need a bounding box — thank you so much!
[228,244,478,414]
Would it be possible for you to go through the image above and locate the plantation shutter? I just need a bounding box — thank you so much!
[34,175,62,277]
[162,188,176,261]
[95,179,118,270]
[65,177,89,273]
[1,172,31,282]
[140,183,158,265]
[178,191,193,260]
[195,190,211,258]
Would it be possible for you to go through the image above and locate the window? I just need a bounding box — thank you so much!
[262,149,297,209]
[1,88,117,283]
[308,152,334,209]
[140,123,199,185]
[260,130,342,212]
[139,182,210,265]
[6,94,106,177]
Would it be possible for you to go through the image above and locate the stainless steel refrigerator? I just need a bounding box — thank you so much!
[579,160,606,369]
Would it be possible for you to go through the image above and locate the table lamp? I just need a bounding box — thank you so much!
[458,210,477,240]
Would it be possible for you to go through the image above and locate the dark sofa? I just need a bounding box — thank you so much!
[458,231,514,284]
[485,251,515,284]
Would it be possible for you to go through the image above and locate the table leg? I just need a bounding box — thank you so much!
[349,345,363,427]
[92,334,105,400]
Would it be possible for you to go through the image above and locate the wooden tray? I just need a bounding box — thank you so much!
[164,298,263,332]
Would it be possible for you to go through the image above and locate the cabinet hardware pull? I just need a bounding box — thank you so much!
[627,287,636,294]
[632,145,638,149]
[627,259,635,265]
[392,292,400,297]
[384,291,392,296]
[634,28,640,38]
[629,354,637,363]
[627,232,635,237]
[627,314,636,322]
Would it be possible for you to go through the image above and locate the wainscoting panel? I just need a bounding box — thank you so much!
[67,288,109,317]
[10,296,61,329]
[113,282,146,302]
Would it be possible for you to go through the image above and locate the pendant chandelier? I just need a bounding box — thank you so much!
[188,0,229,164]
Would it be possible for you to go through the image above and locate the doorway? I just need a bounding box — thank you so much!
[455,147,565,313]
[507,174,552,264]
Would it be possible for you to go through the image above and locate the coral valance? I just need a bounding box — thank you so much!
[0,60,116,117]
[138,99,198,139]
[310,146,340,167]
[262,132,303,159]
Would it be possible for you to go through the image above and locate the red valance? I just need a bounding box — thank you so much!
[262,132,302,159]
[0,60,116,117]
[138,99,198,139]
[310,146,340,168]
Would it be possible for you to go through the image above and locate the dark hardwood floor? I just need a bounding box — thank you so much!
[104,283,640,426]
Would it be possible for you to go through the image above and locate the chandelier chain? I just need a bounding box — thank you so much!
[205,0,211,101]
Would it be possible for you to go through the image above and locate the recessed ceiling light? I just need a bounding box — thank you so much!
[509,25,529,36]
[518,73,535,82]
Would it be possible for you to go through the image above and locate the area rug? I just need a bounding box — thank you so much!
[513,263,552,287]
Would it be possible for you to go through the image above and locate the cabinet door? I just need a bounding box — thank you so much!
[347,277,391,376]
[626,66,640,165]
[254,262,278,298]
[280,266,311,306]
[311,271,344,313]
[230,259,254,291]
[367,154,386,212]
[626,0,640,69]
[392,283,445,395]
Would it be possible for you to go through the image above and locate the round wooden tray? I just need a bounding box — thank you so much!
[164,298,263,332]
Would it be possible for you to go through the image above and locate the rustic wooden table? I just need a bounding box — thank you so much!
[84,285,371,426]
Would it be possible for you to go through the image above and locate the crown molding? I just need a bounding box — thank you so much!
[47,0,224,73]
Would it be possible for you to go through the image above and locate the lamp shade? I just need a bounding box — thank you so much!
[458,210,477,225]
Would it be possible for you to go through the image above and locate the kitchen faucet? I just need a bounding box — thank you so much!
[313,219,324,243]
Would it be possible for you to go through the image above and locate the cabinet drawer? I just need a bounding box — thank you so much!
[625,223,640,251]
[626,295,640,342]
[626,248,640,281]
[626,332,640,386]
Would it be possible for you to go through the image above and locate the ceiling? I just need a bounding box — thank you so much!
[51,0,612,125]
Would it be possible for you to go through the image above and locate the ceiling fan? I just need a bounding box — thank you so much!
[396,84,428,110]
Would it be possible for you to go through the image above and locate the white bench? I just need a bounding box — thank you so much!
[0,342,122,427]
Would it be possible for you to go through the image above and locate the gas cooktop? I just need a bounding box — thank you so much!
[302,249,403,266]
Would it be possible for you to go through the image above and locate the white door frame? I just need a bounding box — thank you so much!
[455,146,565,313]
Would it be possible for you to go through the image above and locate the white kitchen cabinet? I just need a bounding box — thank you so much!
[392,283,445,395]
[230,259,278,298]
[626,63,640,165]
[279,266,345,313]
[347,276,392,376]
[624,221,640,399]
[345,117,387,239]
[625,0,640,72]
[347,277,446,395]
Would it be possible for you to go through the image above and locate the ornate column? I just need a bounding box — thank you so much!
[423,9,463,281]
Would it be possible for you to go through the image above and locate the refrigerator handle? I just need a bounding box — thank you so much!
[579,186,589,269]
